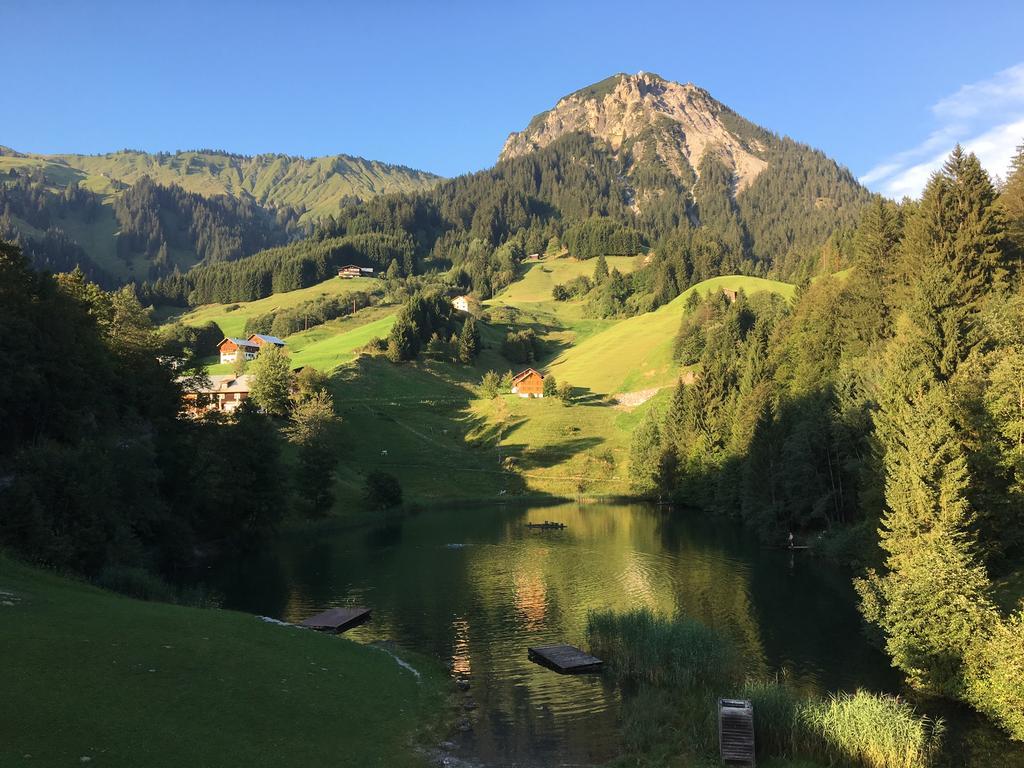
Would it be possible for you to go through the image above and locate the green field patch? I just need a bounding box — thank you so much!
[174,275,380,338]
[546,275,794,395]
[488,255,642,304]
[0,556,445,768]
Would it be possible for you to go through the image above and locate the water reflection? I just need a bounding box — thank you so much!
[197,503,1022,767]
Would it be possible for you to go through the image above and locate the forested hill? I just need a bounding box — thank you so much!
[154,73,872,310]
[0,147,440,287]
[500,72,872,277]
[7,74,870,302]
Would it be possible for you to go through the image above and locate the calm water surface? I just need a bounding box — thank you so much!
[197,503,1023,767]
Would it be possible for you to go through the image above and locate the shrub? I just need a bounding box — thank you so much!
[96,565,175,602]
[479,370,501,399]
[964,612,1024,740]
[363,470,402,510]
[502,327,541,363]
[542,374,557,398]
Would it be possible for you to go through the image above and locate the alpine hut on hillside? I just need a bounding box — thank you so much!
[338,265,374,279]
[247,333,286,351]
[511,368,546,398]
[218,337,260,364]
[182,374,253,415]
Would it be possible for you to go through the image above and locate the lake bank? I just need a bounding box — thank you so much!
[0,555,450,768]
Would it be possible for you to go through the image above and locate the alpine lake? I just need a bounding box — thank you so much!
[190,502,1024,767]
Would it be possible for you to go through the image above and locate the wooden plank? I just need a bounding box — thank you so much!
[718,698,755,766]
[527,644,603,674]
[299,606,371,632]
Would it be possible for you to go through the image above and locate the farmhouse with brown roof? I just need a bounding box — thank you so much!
[182,374,253,415]
[511,368,546,398]
[217,337,259,364]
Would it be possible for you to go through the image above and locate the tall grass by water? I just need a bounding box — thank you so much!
[587,608,738,689]
[587,609,943,767]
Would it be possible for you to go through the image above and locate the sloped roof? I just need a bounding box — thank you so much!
[511,367,545,383]
[248,334,286,346]
[218,337,258,349]
[183,374,252,395]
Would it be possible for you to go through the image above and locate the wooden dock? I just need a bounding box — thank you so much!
[299,606,371,633]
[527,644,603,674]
[718,698,755,766]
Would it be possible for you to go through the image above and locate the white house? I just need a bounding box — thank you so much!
[217,338,260,364]
[452,295,471,313]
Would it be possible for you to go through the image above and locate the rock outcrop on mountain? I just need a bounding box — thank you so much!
[502,72,775,192]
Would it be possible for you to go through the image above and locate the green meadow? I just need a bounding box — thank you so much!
[175,275,380,338]
[546,274,794,395]
[174,267,795,507]
[0,556,446,768]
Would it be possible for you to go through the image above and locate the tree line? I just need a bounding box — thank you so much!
[630,145,1024,738]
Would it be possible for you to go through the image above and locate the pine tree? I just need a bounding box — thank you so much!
[998,143,1024,272]
[457,315,481,363]
[845,197,901,350]
[901,146,1005,380]
[856,321,995,696]
[593,254,609,285]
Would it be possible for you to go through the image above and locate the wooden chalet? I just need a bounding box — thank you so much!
[338,264,374,279]
[722,287,739,303]
[247,333,286,351]
[182,374,252,415]
[511,368,546,398]
[218,337,259,364]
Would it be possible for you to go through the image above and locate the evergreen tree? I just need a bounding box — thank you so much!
[856,321,995,696]
[844,197,901,351]
[998,143,1024,272]
[901,146,1005,380]
[593,254,609,284]
[457,315,481,363]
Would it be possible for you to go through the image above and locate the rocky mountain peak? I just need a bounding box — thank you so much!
[500,72,770,192]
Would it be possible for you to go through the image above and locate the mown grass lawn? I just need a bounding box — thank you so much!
[0,556,447,768]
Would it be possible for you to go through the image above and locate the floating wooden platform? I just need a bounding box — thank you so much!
[525,521,566,530]
[527,644,603,674]
[299,606,371,632]
[719,698,755,766]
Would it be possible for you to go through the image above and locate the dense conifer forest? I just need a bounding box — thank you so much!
[630,146,1024,737]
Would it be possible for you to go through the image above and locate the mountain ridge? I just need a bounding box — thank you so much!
[502,72,785,193]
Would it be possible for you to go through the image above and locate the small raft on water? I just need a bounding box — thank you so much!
[299,606,372,633]
[527,644,603,674]
[525,521,566,530]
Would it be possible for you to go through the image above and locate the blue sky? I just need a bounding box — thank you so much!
[3,0,1023,196]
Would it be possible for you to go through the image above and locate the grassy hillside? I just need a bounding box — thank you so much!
[0,149,441,220]
[169,270,795,507]
[0,555,445,768]
[546,275,795,394]
[487,255,642,304]
[173,274,381,338]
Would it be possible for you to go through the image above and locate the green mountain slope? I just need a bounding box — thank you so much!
[0,148,439,286]
[546,275,794,395]
[0,148,440,218]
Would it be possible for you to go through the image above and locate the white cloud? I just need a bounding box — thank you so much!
[861,63,1024,199]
